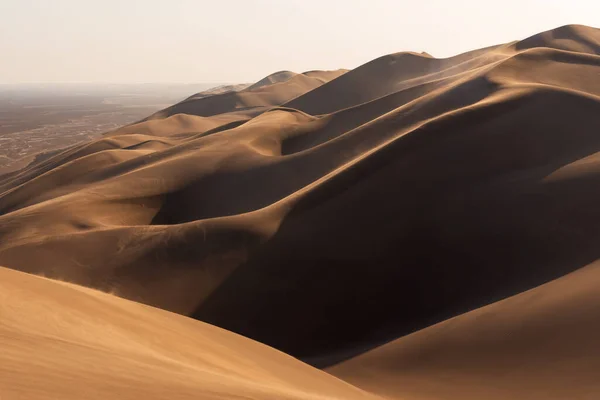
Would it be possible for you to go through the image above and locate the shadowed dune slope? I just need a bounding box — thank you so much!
[328,261,600,400]
[1,24,600,368]
[0,266,374,400]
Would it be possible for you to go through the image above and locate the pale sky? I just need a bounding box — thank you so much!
[1,0,598,84]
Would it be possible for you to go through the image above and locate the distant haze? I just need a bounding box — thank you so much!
[1,0,599,84]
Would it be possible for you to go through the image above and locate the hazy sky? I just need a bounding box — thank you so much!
[1,0,599,83]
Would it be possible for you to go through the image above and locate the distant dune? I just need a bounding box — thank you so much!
[144,69,347,120]
[246,71,299,90]
[1,24,600,399]
[183,83,252,101]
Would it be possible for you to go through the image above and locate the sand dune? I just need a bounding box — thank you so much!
[246,70,299,90]
[0,266,373,399]
[184,83,252,100]
[1,24,600,398]
[328,261,600,399]
[145,69,347,120]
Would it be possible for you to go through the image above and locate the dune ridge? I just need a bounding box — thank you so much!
[328,260,600,399]
[1,24,600,399]
[0,266,374,399]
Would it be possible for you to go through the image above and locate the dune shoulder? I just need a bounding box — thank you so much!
[0,267,373,400]
[328,261,600,400]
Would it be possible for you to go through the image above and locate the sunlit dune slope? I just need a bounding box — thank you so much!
[328,261,600,399]
[0,266,373,400]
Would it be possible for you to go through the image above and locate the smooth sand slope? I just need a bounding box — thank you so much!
[1,24,600,398]
[329,261,600,399]
[0,266,373,400]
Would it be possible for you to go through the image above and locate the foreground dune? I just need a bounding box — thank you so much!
[0,266,373,400]
[328,261,600,399]
[1,24,600,398]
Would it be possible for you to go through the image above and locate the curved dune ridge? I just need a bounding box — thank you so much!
[0,266,373,400]
[328,261,600,399]
[1,24,600,398]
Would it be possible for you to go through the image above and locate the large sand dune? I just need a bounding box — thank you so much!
[328,261,600,399]
[1,24,600,398]
[0,266,372,399]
